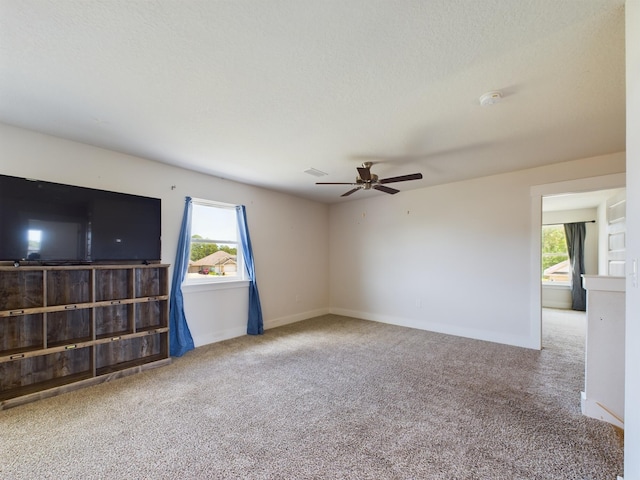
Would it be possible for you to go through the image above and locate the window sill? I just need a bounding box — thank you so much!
[542,282,571,289]
[182,279,250,293]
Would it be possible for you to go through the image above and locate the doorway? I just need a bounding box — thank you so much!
[529,173,625,350]
[541,188,624,315]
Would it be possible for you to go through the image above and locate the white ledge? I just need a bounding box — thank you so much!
[582,275,625,292]
[182,280,250,293]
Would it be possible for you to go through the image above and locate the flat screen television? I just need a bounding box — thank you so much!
[0,174,161,265]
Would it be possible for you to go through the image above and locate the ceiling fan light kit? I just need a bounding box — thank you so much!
[316,162,423,197]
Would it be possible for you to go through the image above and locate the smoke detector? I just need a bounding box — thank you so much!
[479,91,503,107]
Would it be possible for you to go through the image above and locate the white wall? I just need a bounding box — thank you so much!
[625,0,640,477]
[0,122,330,345]
[541,208,598,309]
[329,152,625,349]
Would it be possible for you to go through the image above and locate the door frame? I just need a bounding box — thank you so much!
[529,173,626,349]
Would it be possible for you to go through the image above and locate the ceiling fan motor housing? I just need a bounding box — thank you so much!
[357,173,378,188]
[316,162,422,197]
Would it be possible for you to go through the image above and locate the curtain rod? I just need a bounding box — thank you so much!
[542,220,596,226]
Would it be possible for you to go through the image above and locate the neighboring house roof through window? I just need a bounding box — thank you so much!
[191,250,237,266]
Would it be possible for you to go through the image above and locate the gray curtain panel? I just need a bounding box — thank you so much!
[564,222,586,311]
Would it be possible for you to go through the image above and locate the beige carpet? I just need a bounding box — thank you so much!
[0,310,623,479]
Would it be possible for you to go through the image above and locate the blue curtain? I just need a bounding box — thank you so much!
[169,197,195,356]
[236,205,264,335]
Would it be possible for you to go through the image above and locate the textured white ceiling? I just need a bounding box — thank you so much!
[0,0,626,203]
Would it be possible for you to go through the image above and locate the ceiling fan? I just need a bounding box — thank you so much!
[316,162,423,197]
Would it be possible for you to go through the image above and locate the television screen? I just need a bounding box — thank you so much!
[0,174,161,264]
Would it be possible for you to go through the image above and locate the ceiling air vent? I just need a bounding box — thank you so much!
[304,168,328,177]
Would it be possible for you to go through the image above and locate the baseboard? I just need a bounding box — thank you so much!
[264,308,331,330]
[192,308,331,348]
[541,301,572,309]
[581,391,624,429]
[194,307,538,350]
[329,308,539,349]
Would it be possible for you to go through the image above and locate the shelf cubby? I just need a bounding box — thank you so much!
[135,300,168,331]
[0,347,93,401]
[47,309,92,348]
[95,303,133,339]
[0,270,44,311]
[135,267,167,298]
[96,268,132,302]
[95,331,168,375]
[0,313,44,356]
[46,269,92,306]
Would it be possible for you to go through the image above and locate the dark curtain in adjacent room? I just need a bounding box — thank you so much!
[564,222,586,311]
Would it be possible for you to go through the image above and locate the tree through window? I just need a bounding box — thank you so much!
[184,200,243,282]
[541,224,570,284]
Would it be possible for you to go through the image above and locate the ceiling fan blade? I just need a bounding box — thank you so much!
[341,188,360,197]
[379,173,423,184]
[357,166,372,181]
[373,185,399,195]
[316,182,357,185]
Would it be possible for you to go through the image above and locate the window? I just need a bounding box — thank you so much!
[184,200,244,283]
[27,229,42,259]
[541,224,570,284]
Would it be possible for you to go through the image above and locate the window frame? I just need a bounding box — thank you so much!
[182,198,247,287]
